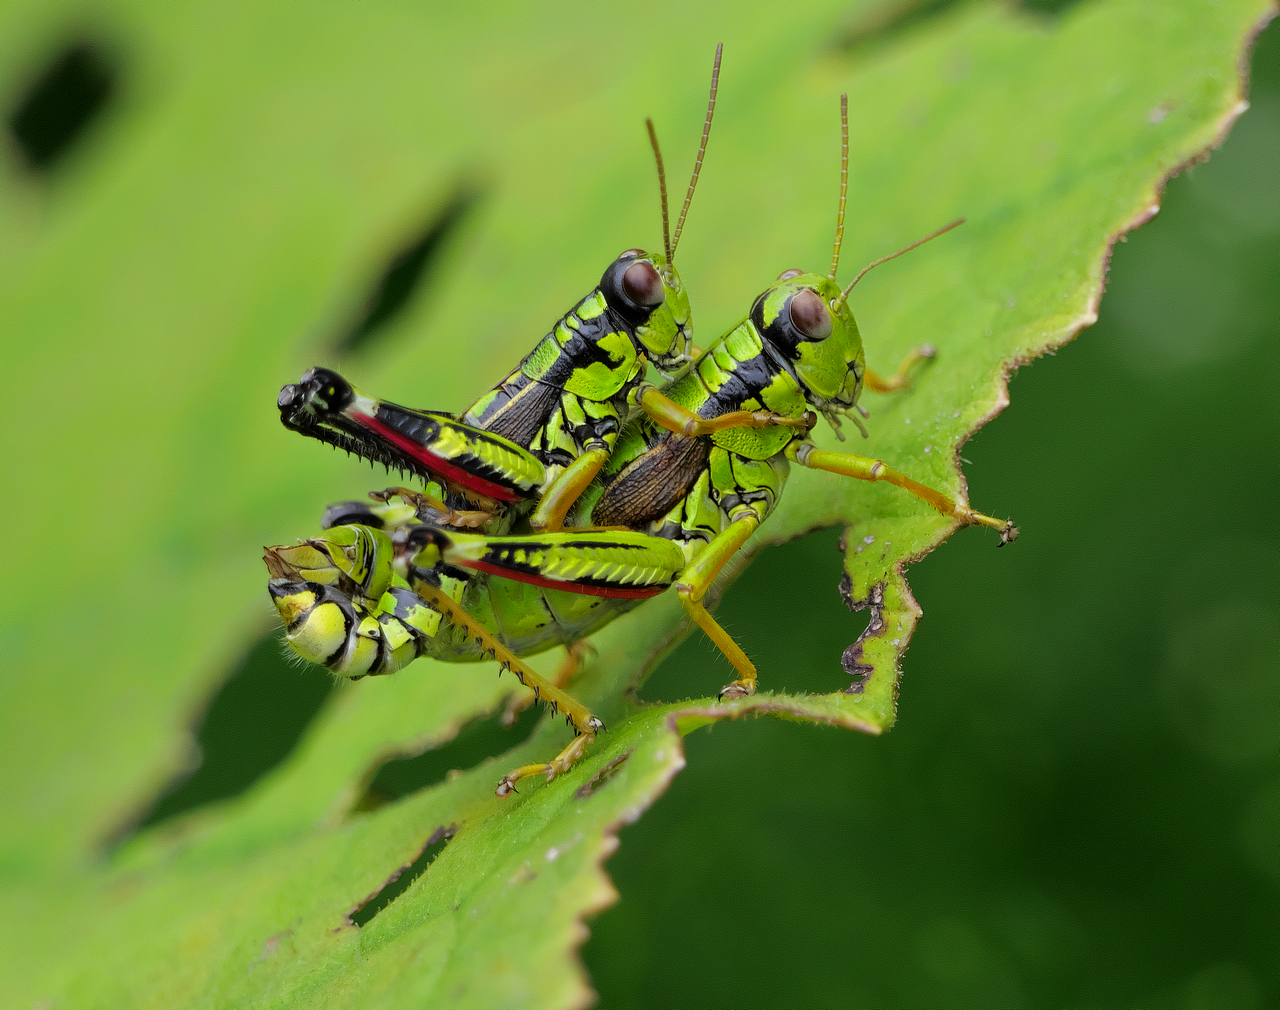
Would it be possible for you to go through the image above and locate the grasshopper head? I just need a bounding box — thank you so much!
[751,270,866,426]
[746,93,959,438]
[599,249,693,377]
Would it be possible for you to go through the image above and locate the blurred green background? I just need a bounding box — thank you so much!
[1,1,1275,1006]
[585,20,1280,1010]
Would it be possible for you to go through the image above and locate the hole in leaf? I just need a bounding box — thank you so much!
[838,0,1084,51]
[352,703,541,814]
[7,38,118,173]
[839,0,963,50]
[1021,0,1083,15]
[639,527,858,702]
[575,750,632,799]
[336,189,477,356]
[347,824,455,928]
[130,629,335,834]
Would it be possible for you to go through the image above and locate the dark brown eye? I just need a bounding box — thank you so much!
[777,268,804,280]
[622,261,664,306]
[620,248,646,258]
[788,289,832,338]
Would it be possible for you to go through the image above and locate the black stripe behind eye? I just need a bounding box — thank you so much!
[759,294,806,359]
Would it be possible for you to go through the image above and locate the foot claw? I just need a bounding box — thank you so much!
[718,680,756,701]
[496,731,592,798]
[999,521,1019,545]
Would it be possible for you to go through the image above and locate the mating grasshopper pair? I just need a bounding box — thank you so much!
[265,52,1016,795]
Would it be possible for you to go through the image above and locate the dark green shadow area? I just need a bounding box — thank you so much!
[7,38,118,173]
[135,630,335,832]
[586,18,1280,1010]
[336,190,477,357]
[353,704,541,815]
[840,0,1086,53]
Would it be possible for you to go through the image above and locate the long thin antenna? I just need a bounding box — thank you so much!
[829,93,849,279]
[670,42,722,262]
[646,118,672,267]
[834,217,965,309]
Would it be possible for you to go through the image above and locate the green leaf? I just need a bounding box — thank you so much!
[0,1,1269,1006]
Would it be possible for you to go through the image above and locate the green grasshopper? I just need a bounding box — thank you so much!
[450,96,1016,713]
[277,46,807,537]
[264,520,688,744]
[267,94,1015,795]
[266,46,805,749]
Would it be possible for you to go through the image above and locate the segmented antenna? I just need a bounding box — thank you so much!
[830,93,849,280]
[834,217,965,310]
[646,118,672,267]
[669,42,722,262]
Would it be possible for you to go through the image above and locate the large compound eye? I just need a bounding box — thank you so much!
[620,248,646,258]
[621,260,665,306]
[777,268,804,280]
[788,288,832,339]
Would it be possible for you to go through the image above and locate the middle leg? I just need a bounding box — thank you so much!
[673,510,762,699]
[502,639,595,727]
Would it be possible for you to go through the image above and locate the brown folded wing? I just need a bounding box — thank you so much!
[591,435,711,528]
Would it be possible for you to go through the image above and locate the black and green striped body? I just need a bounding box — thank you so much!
[277,250,692,512]
[577,286,834,553]
[465,272,867,591]
[405,525,682,661]
[462,285,644,476]
[271,271,870,672]
[267,521,684,677]
[457,249,693,489]
[418,532,682,662]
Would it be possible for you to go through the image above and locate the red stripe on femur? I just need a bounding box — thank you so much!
[352,413,525,502]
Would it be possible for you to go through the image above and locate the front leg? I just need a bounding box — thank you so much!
[787,441,1018,543]
[862,343,936,394]
[413,582,605,742]
[673,510,762,699]
[496,732,592,797]
[529,449,610,533]
[369,487,497,529]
